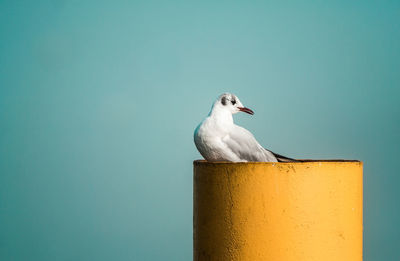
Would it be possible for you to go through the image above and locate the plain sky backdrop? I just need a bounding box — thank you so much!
[1,0,399,260]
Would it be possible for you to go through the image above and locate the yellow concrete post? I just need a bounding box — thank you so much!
[193,160,363,261]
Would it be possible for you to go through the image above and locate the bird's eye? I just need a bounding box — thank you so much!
[231,99,236,105]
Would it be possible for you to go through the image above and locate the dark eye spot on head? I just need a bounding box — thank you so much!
[221,96,227,105]
[231,99,236,105]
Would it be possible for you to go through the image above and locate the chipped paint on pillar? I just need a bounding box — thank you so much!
[193,160,363,261]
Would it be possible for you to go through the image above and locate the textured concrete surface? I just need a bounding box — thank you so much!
[194,160,363,261]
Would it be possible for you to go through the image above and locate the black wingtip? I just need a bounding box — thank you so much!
[270,151,303,162]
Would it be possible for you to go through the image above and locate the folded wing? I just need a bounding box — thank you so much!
[223,125,277,162]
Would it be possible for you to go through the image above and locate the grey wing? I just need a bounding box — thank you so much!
[223,125,277,162]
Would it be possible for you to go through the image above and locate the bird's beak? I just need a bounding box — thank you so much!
[238,107,254,115]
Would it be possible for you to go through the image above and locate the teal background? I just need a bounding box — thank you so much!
[1,1,399,260]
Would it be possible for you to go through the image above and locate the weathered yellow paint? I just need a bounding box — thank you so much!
[193,160,363,261]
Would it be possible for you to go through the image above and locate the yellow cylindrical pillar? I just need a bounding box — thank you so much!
[193,160,363,261]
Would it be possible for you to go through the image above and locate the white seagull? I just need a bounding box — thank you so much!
[194,93,296,162]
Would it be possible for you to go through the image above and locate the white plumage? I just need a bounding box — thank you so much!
[194,93,280,162]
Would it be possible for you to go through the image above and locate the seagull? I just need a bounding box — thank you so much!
[194,93,296,162]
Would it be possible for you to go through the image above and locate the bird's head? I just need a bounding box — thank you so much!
[214,93,254,115]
